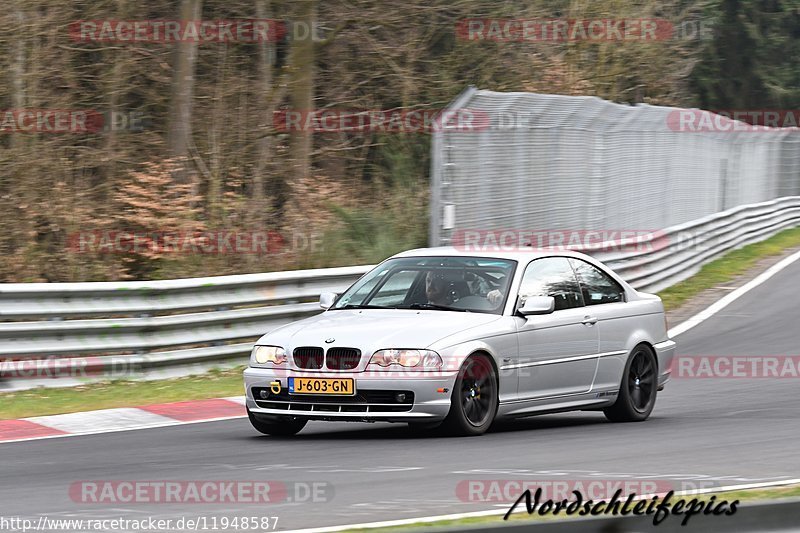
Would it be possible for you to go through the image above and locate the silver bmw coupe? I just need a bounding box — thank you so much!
[244,248,675,436]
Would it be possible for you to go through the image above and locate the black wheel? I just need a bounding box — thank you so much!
[604,344,658,422]
[441,354,498,436]
[247,409,307,436]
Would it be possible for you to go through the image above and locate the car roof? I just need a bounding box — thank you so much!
[391,246,598,264]
[390,246,639,296]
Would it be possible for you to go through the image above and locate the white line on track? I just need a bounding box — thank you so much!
[668,248,800,338]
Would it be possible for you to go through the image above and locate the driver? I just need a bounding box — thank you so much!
[425,270,504,308]
[425,270,453,306]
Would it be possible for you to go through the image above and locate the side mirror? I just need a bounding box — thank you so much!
[517,296,555,316]
[319,292,338,310]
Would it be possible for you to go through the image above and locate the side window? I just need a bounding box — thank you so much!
[569,259,625,306]
[518,257,584,310]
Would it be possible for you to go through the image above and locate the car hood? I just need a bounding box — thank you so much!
[257,309,502,353]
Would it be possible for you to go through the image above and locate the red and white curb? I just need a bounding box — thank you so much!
[0,396,246,444]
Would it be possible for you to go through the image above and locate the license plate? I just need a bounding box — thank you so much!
[288,377,355,396]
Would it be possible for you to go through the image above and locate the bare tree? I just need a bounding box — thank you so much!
[287,0,316,182]
[167,0,202,185]
[252,0,276,222]
[9,1,27,150]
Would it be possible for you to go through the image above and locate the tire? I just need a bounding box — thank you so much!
[247,409,307,436]
[604,344,658,422]
[441,354,498,436]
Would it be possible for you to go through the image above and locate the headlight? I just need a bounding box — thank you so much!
[252,345,287,365]
[368,349,442,368]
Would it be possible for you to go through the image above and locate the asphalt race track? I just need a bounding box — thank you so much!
[2,259,800,531]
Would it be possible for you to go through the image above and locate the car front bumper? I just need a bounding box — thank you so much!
[243,367,459,423]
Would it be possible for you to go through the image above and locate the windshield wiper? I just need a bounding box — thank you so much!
[407,303,469,312]
[334,304,395,310]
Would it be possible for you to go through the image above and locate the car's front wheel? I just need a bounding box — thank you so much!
[604,344,657,422]
[441,353,498,436]
[248,409,308,436]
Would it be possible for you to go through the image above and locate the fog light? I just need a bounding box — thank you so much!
[259,389,269,399]
[395,392,407,403]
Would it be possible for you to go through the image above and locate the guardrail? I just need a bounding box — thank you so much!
[1,196,799,387]
[591,195,800,293]
[0,265,372,385]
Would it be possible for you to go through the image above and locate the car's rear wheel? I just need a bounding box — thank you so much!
[248,409,307,436]
[604,344,657,422]
[441,354,498,436]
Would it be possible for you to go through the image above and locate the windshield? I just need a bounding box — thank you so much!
[331,256,517,314]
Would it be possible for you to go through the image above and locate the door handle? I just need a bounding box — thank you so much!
[581,316,598,325]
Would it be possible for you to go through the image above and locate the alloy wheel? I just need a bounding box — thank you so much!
[628,349,656,413]
[460,357,496,426]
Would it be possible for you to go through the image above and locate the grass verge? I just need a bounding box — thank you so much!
[346,483,800,532]
[0,367,245,420]
[657,226,800,310]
